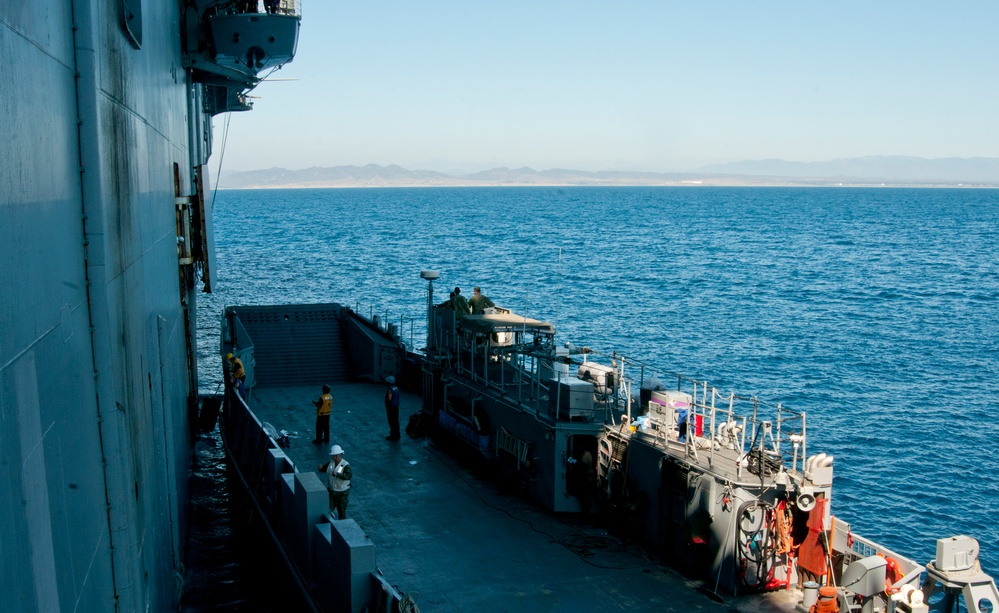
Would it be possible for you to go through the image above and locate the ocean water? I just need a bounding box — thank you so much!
[189,186,999,601]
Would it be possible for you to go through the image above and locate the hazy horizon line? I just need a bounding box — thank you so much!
[224,154,999,176]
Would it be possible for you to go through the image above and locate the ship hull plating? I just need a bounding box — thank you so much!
[2,2,205,610]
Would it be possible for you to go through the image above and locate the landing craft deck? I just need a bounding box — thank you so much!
[235,382,799,612]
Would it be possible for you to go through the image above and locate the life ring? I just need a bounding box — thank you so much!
[879,554,903,594]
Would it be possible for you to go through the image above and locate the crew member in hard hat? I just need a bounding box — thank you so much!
[468,286,495,315]
[317,445,351,519]
[311,384,332,444]
[226,353,245,383]
[384,376,401,441]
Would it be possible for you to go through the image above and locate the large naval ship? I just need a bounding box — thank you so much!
[1,2,299,610]
[218,276,998,612]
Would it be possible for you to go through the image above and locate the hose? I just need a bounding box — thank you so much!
[736,499,777,590]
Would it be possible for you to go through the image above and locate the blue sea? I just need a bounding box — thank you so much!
[188,186,999,606]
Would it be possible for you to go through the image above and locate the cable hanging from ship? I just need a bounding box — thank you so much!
[736,499,786,591]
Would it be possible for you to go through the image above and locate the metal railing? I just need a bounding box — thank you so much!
[226,0,303,17]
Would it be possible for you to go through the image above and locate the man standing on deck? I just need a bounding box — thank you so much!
[318,445,352,519]
[312,384,332,444]
[384,376,401,440]
[226,352,245,383]
[452,287,469,316]
[468,286,495,314]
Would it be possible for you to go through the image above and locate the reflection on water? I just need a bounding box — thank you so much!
[180,427,306,612]
[180,430,247,611]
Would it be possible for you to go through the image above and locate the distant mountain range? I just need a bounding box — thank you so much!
[215,157,999,189]
[699,156,999,183]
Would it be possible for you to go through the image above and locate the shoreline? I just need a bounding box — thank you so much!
[216,181,999,189]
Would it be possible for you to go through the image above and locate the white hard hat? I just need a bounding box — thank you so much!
[330,444,343,456]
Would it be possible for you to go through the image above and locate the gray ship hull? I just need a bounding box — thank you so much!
[2,3,199,610]
[1,1,299,609]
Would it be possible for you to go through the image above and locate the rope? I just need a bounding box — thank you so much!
[209,110,232,214]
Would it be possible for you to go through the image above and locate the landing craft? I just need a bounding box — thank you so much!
[216,272,999,611]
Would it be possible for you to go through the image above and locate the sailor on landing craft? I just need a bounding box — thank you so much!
[318,444,352,520]
[226,352,246,383]
[312,384,332,444]
[468,286,495,314]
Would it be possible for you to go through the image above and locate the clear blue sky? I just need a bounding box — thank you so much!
[216,1,999,173]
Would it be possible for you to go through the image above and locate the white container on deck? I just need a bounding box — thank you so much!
[648,390,693,432]
[578,362,615,393]
[549,377,596,418]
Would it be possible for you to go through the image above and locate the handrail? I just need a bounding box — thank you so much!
[224,0,304,17]
[421,300,811,475]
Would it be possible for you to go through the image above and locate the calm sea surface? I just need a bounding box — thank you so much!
[186,186,999,606]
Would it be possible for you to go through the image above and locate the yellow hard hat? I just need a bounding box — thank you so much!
[226,353,234,361]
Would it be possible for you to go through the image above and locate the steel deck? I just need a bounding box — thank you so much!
[246,381,800,612]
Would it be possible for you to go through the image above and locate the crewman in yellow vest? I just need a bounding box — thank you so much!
[312,384,332,444]
[226,353,245,383]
